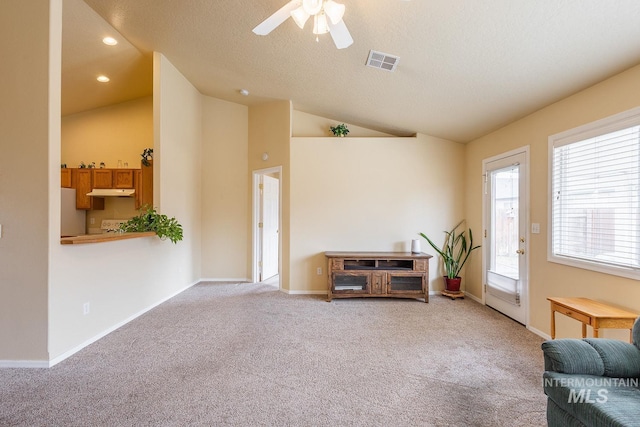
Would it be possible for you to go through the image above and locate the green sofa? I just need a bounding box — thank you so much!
[541,317,640,426]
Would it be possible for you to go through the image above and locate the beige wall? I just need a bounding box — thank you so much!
[290,134,464,292]
[248,101,292,288]
[0,0,59,362]
[201,96,249,280]
[292,110,394,137]
[62,97,153,169]
[465,63,640,340]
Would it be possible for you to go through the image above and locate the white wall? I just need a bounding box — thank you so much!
[201,97,249,280]
[290,134,465,293]
[154,52,202,283]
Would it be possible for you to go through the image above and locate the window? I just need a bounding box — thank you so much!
[549,107,640,280]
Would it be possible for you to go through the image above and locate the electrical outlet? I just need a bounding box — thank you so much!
[316,267,322,275]
[83,302,90,315]
[90,217,95,225]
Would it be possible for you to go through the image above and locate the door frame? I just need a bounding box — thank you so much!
[252,166,282,286]
[482,146,530,326]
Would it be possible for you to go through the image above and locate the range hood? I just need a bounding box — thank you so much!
[86,189,135,197]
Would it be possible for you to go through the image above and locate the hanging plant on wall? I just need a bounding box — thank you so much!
[119,206,183,244]
[141,148,153,166]
[330,123,350,137]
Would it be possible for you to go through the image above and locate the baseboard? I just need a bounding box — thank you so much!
[528,325,551,340]
[44,279,200,368]
[283,289,327,295]
[463,291,483,304]
[198,278,251,283]
[0,359,50,369]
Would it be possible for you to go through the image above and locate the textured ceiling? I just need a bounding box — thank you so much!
[64,0,640,142]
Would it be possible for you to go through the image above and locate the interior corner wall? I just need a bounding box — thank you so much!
[248,101,292,288]
[0,0,58,363]
[201,96,249,280]
[465,63,640,339]
[153,52,202,283]
[289,133,464,293]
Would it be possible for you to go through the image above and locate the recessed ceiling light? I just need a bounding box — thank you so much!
[102,37,118,46]
[239,89,250,96]
[97,75,110,83]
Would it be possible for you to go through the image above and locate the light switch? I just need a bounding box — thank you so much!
[0,224,3,238]
[531,223,541,234]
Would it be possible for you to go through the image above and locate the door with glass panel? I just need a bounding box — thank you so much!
[483,149,528,325]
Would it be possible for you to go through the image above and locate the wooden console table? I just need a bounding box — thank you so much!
[547,297,638,342]
[325,251,431,303]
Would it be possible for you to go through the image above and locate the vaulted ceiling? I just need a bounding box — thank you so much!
[63,0,640,142]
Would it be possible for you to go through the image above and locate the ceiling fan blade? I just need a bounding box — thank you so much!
[252,1,300,36]
[327,19,353,49]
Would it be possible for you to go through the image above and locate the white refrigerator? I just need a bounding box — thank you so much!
[61,188,86,237]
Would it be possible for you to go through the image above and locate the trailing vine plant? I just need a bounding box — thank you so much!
[119,206,183,244]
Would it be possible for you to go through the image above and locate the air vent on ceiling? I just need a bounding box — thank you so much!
[366,50,400,72]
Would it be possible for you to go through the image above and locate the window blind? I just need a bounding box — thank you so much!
[551,125,640,272]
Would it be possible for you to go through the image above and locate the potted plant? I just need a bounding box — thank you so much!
[330,123,349,137]
[419,220,481,292]
[141,148,153,166]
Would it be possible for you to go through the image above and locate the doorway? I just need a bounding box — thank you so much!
[483,147,529,325]
[252,167,282,286]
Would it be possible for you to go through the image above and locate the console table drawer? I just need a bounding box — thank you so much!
[556,306,590,325]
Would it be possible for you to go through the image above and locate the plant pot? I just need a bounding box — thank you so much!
[443,276,462,292]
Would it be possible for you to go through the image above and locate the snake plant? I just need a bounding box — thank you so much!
[420,221,481,279]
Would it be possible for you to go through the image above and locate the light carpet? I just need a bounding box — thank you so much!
[0,281,547,426]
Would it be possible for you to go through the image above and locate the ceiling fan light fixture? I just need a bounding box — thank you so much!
[302,0,323,16]
[291,6,310,29]
[323,0,345,24]
[313,13,329,35]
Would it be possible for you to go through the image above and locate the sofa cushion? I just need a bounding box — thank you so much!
[544,372,640,427]
[542,339,605,375]
[633,317,640,351]
[584,338,640,378]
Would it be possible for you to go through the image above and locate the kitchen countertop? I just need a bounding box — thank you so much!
[60,231,156,245]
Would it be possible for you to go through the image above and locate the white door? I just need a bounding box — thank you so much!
[260,175,279,281]
[483,148,529,325]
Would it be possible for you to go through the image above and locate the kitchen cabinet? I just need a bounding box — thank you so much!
[61,169,72,188]
[114,169,134,188]
[92,169,113,188]
[75,169,104,210]
[135,160,153,209]
[60,167,143,210]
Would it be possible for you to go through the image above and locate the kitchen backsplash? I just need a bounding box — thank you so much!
[86,197,139,233]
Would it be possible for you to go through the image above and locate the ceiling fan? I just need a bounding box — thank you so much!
[253,0,354,49]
